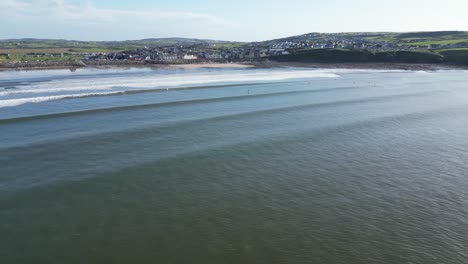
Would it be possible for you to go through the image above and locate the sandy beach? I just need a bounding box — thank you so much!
[0,62,256,71]
[0,61,465,72]
[168,63,254,69]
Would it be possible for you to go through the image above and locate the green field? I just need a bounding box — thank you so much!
[2,32,468,66]
[0,38,243,63]
[402,39,468,46]
[0,38,241,50]
[436,48,468,52]
[331,31,468,46]
[211,42,246,49]
[0,54,83,62]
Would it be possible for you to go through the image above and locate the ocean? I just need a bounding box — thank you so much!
[1,67,468,263]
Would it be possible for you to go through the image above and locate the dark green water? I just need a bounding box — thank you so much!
[1,68,468,263]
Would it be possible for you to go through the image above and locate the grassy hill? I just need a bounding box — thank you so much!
[270,31,468,47]
[271,48,468,66]
[438,48,468,65]
[272,49,445,64]
[0,38,240,54]
[2,32,468,66]
[266,31,468,65]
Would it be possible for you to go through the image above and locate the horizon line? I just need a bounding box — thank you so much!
[1,30,467,43]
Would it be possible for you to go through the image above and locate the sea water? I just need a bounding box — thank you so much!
[1,67,468,263]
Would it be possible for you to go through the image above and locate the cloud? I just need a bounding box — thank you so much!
[0,0,236,40]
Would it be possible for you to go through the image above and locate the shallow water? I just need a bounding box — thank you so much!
[1,67,468,263]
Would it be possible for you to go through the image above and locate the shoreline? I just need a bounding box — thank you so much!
[0,62,255,72]
[168,63,255,69]
[0,61,465,72]
[254,61,466,71]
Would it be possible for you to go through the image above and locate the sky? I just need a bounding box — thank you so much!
[1,0,468,41]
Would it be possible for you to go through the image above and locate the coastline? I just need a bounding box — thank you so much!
[253,61,466,71]
[0,62,255,72]
[168,63,254,69]
[0,61,465,72]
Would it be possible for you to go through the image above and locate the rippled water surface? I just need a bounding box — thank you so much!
[1,67,468,263]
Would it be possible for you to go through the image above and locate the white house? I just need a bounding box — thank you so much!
[183,54,198,60]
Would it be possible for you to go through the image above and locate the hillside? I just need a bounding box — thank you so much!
[271,49,445,64]
[1,32,468,67]
[267,31,468,49]
[0,38,240,53]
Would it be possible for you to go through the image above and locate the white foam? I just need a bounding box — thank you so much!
[0,69,340,107]
[0,85,115,96]
[0,92,121,107]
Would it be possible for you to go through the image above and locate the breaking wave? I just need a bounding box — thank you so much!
[0,68,343,108]
[0,92,122,108]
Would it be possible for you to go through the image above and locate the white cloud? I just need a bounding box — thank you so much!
[0,0,236,40]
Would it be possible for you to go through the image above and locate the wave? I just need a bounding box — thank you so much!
[0,92,123,108]
[0,89,439,129]
[0,81,277,97]
[168,91,441,125]
[0,84,351,109]
[0,69,339,97]
[0,85,362,122]
[0,91,454,154]
[2,103,464,194]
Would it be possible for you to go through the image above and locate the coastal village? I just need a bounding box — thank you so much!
[67,35,468,63]
[1,32,468,67]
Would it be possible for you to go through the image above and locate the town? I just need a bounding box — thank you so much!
[76,33,468,63]
[1,32,468,67]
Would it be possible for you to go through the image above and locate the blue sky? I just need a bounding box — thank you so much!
[2,0,468,41]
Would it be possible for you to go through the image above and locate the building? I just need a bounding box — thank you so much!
[183,54,198,60]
